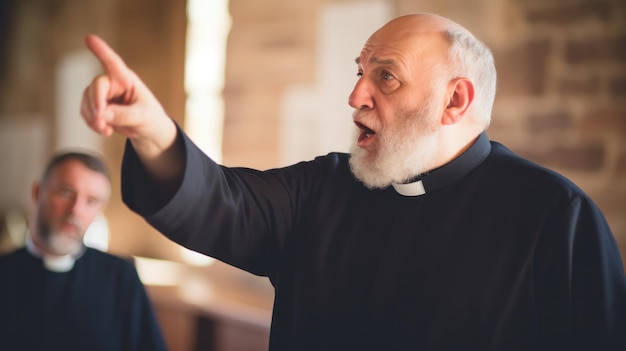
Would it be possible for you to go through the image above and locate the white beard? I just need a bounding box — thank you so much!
[349,100,442,189]
[46,232,83,255]
[36,213,84,256]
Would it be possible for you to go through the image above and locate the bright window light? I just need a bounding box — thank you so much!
[184,0,231,163]
[181,0,231,265]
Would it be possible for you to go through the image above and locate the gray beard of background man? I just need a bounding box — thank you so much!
[35,214,84,256]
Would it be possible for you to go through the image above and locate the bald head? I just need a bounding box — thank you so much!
[364,13,497,127]
[373,13,471,39]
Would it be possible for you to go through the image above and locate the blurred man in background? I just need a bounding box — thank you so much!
[0,151,167,351]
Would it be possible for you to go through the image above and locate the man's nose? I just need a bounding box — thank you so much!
[68,197,87,216]
[348,78,374,110]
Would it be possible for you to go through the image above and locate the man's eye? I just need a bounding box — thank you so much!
[382,72,394,80]
[58,188,72,197]
[87,198,100,206]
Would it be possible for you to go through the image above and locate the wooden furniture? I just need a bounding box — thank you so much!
[136,257,274,351]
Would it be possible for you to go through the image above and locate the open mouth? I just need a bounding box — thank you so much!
[355,121,375,143]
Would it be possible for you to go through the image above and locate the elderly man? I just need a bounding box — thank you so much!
[79,13,625,351]
[0,152,167,351]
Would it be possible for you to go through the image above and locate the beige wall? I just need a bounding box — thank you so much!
[0,0,625,269]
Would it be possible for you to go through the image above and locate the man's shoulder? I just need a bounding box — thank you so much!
[82,248,138,272]
[0,247,28,266]
[486,140,589,200]
[279,152,350,168]
[279,152,352,175]
[277,152,359,189]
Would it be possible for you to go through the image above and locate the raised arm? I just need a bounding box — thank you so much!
[80,34,184,186]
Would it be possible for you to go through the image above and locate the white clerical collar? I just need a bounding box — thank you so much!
[25,233,84,272]
[392,179,426,197]
[389,132,492,197]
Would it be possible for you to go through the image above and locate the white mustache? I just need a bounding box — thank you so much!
[59,216,82,232]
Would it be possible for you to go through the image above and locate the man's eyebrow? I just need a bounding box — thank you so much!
[354,56,396,66]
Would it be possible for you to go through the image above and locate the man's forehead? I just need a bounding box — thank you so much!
[354,38,443,69]
[357,29,451,70]
[48,162,111,192]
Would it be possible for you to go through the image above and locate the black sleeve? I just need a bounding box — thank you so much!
[120,127,317,277]
[121,126,187,216]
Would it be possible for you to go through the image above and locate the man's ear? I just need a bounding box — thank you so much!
[442,77,474,125]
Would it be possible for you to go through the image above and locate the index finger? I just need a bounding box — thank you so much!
[84,34,129,79]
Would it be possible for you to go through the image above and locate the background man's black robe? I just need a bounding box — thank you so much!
[0,247,167,351]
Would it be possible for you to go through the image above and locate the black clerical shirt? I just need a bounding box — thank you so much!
[0,247,167,351]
